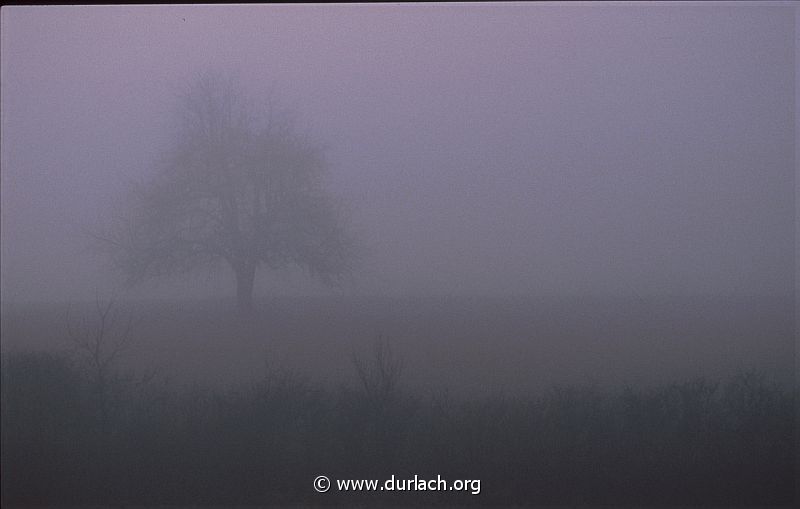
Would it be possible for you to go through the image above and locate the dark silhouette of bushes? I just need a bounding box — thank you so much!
[1,348,795,506]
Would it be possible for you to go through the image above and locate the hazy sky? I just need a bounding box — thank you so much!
[1,3,796,302]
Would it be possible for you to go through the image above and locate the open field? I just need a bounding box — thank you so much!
[1,294,796,506]
[1,294,794,395]
[1,348,796,506]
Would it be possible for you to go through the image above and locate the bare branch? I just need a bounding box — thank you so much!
[92,71,357,309]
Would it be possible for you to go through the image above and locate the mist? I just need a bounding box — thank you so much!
[1,3,797,507]
[2,4,794,302]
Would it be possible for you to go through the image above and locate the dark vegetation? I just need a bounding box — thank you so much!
[1,340,795,506]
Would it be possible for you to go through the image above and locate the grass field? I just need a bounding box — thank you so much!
[1,294,796,506]
[1,294,794,394]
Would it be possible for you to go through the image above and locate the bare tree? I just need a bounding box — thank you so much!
[65,295,139,427]
[351,336,404,409]
[96,72,356,310]
[66,296,136,389]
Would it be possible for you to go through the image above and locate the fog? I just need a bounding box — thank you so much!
[1,4,797,506]
[2,4,794,302]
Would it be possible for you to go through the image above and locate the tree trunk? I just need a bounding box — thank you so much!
[234,262,256,311]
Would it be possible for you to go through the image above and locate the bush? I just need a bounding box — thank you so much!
[1,349,795,506]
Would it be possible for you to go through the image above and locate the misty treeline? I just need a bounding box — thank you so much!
[1,304,794,506]
[94,71,356,311]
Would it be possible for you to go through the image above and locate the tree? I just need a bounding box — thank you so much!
[98,73,355,310]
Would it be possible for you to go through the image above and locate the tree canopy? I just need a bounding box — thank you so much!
[99,73,355,309]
